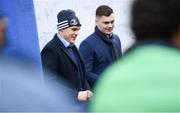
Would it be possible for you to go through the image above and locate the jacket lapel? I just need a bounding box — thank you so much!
[73,46,86,83]
[95,33,113,63]
[53,34,78,66]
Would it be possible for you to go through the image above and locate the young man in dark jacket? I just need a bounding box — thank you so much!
[79,5,122,88]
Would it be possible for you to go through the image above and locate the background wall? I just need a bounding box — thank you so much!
[34,0,135,53]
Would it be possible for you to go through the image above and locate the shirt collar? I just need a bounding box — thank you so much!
[106,34,113,39]
[57,33,70,48]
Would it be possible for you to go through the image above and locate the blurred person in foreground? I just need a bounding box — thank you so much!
[41,9,93,102]
[0,12,6,52]
[79,5,122,88]
[90,0,180,112]
[0,12,86,112]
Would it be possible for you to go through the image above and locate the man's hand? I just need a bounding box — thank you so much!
[77,90,93,101]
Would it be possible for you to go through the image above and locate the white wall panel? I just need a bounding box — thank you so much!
[34,0,135,53]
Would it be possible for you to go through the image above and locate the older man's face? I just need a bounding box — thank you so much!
[59,26,81,44]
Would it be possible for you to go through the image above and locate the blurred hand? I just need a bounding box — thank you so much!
[77,90,93,101]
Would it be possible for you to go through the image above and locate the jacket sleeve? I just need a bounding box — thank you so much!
[79,41,98,86]
[114,35,122,56]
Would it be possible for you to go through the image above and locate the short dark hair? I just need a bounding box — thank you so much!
[131,0,180,41]
[96,5,113,17]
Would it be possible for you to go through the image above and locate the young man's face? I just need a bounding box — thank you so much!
[96,13,115,35]
[59,26,80,44]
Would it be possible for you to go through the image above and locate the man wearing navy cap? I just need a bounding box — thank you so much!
[41,9,93,101]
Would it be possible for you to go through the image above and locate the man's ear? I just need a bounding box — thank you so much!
[95,17,98,25]
[95,16,101,25]
[58,30,64,37]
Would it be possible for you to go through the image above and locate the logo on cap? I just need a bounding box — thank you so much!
[70,18,78,26]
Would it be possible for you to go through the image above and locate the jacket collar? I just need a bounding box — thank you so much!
[53,34,82,66]
[95,26,113,44]
[57,33,70,48]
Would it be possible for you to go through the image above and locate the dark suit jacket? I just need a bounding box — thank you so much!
[79,27,122,87]
[41,34,90,91]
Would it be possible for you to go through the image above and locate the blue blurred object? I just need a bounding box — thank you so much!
[0,56,87,112]
[0,0,42,70]
[0,11,5,18]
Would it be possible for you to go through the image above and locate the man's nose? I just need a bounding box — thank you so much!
[108,23,113,28]
[74,31,79,36]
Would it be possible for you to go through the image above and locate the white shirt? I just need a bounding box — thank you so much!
[57,33,70,48]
